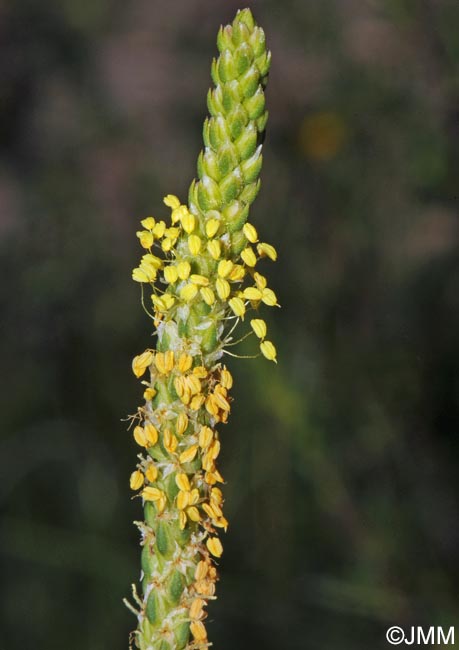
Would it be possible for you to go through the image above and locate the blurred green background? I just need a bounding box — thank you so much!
[1,0,459,648]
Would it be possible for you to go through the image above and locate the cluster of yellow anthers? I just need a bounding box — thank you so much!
[128,199,277,649]
[129,347,230,648]
[130,346,229,529]
[126,9,275,648]
[132,193,278,363]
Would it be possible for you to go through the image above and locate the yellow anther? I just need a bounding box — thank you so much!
[174,375,186,398]
[188,234,201,255]
[176,412,189,435]
[142,486,163,502]
[202,502,218,519]
[164,227,180,240]
[250,318,267,339]
[205,469,224,485]
[176,260,191,280]
[261,287,278,306]
[202,451,214,472]
[136,230,154,249]
[220,368,233,389]
[217,259,233,278]
[185,374,201,395]
[213,391,230,411]
[177,353,193,373]
[205,394,219,417]
[164,350,175,373]
[254,272,267,289]
[193,366,208,378]
[181,211,195,233]
[207,239,221,259]
[211,487,223,504]
[257,242,277,261]
[179,511,187,530]
[130,470,144,490]
[200,287,215,306]
[209,439,221,459]
[195,561,208,581]
[133,426,148,448]
[206,537,223,558]
[143,387,156,401]
[164,265,178,284]
[177,490,190,510]
[260,340,277,363]
[171,205,188,224]
[216,277,230,300]
[152,293,175,312]
[144,422,159,445]
[190,274,209,286]
[132,350,154,378]
[145,465,158,482]
[154,351,173,374]
[142,253,163,270]
[163,194,180,209]
[180,283,199,302]
[164,429,178,453]
[228,264,245,281]
[241,246,257,267]
[190,621,207,642]
[175,473,190,491]
[243,222,258,243]
[132,267,152,283]
[228,297,246,318]
[152,221,166,238]
[157,493,167,514]
[187,506,201,522]
[189,488,200,505]
[189,598,205,620]
[161,237,173,252]
[214,516,229,530]
[205,218,220,238]
[179,444,198,464]
[243,286,262,301]
[190,394,206,410]
[140,216,156,230]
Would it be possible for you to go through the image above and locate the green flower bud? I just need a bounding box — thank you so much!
[234,42,253,76]
[197,174,222,211]
[241,145,263,183]
[217,25,233,53]
[251,26,267,58]
[236,8,255,31]
[235,121,258,159]
[239,64,260,98]
[218,49,237,82]
[244,86,266,120]
[218,142,239,177]
[232,19,250,47]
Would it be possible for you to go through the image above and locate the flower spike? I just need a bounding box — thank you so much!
[126,8,277,649]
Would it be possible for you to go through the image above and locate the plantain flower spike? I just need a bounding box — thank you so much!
[126,8,278,649]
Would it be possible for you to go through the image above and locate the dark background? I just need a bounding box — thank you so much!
[1,1,459,648]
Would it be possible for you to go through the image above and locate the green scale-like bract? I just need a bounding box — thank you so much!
[130,9,271,650]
